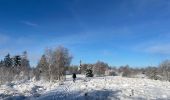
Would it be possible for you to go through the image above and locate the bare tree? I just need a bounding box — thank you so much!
[45,48,54,82]
[159,60,170,81]
[53,46,72,81]
[121,65,131,77]
[43,46,72,82]
[80,64,88,74]
[144,67,159,80]
[93,61,108,76]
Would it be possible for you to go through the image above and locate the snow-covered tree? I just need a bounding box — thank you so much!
[37,55,49,80]
[80,64,88,74]
[13,55,21,67]
[20,51,30,79]
[4,53,12,67]
[0,60,4,67]
[42,46,72,82]
[86,69,93,77]
[159,60,170,81]
[45,48,53,82]
[145,67,159,80]
[52,46,72,81]
[121,65,132,77]
[93,61,108,76]
[21,51,30,69]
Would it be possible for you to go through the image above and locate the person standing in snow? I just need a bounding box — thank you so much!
[72,73,76,82]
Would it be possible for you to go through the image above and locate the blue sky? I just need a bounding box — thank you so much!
[0,0,170,67]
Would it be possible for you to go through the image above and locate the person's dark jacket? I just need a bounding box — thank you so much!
[73,73,76,79]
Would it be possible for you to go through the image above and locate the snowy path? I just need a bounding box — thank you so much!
[36,76,117,100]
[35,76,170,100]
[0,75,170,100]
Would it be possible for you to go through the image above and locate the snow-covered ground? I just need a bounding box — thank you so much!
[0,75,170,100]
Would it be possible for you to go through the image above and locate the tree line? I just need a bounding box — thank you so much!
[70,61,170,81]
[0,46,170,84]
[0,46,72,84]
[0,51,30,84]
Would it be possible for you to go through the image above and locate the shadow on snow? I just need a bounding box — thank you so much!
[35,89,121,100]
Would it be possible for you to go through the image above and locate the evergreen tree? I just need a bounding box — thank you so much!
[37,55,49,80]
[14,55,21,67]
[20,51,30,79]
[0,60,4,67]
[86,69,93,77]
[4,53,12,67]
[21,51,30,70]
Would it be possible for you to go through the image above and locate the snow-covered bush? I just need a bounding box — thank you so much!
[86,69,93,77]
[159,60,170,81]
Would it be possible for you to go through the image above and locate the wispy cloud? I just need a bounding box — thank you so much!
[143,44,170,55]
[48,27,134,47]
[20,20,38,27]
[134,33,170,55]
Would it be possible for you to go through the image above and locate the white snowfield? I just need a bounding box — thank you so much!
[0,75,170,100]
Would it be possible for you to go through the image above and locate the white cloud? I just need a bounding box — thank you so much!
[48,27,134,47]
[134,39,170,55]
[48,32,95,46]
[144,44,170,55]
[133,32,170,55]
[21,21,38,27]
